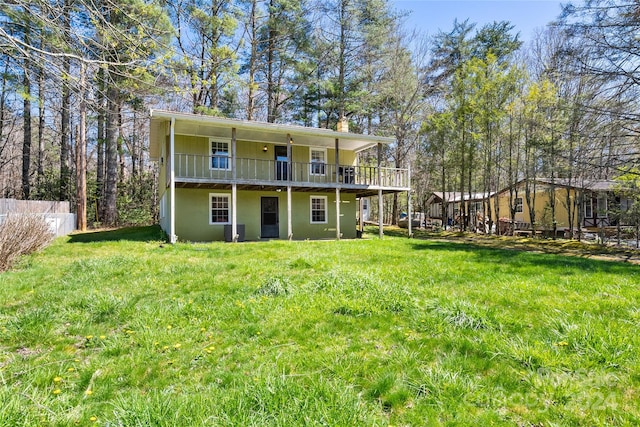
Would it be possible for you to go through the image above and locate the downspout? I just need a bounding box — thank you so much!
[169,116,176,244]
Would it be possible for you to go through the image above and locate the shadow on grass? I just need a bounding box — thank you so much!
[409,238,636,273]
[363,226,637,272]
[68,225,166,243]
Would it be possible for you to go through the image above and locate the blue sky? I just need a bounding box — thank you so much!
[391,1,565,42]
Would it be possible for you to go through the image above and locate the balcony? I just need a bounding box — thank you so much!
[169,154,409,194]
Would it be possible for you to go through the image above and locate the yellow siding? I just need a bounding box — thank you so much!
[496,184,580,229]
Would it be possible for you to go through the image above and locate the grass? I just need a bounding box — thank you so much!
[1,225,639,426]
[386,226,640,264]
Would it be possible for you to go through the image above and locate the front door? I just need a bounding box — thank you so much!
[275,146,288,181]
[261,197,279,238]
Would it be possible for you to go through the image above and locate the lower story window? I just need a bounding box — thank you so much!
[596,194,608,218]
[210,193,230,224]
[310,196,327,224]
[584,198,593,218]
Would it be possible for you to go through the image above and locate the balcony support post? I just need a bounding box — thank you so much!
[358,197,364,234]
[231,127,238,242]
[335,138,341,239]
[287,186,292,240]
[336,188,341,240]
[378,143,384,239]
[335,138,340,184]
[287,134,293,240]
[169,117,177,244]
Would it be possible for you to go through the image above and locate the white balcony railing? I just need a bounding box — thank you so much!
[170,154,409,189]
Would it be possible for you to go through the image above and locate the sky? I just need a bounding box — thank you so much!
[390,1,565,43]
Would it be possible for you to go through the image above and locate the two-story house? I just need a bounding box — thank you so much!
[149,110,410,242]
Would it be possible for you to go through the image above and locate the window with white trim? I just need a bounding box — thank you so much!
[584,198,593,218]
[310,148,326,176]
[596,194,608,218]
[160,194,166,219]
[210,193,230,224]
[210,139,230,170]
[515,197,523,213]
[310,196,327,224]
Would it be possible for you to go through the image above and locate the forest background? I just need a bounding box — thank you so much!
[0,0,638,231]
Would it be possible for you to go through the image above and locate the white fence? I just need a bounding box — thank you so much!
[0,199,76,237]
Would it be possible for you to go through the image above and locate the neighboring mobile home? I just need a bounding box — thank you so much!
[149,110,410,242]
[495,178,634,235]
[424,178,634,236]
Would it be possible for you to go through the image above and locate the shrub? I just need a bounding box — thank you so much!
[0,214,54,271]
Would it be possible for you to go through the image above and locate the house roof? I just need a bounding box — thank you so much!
[427,191,494,204]
[148,110,395,160]
[495,178,621,195]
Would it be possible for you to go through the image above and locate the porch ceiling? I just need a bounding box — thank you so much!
[149,109,395,155]
[174,181,401,198]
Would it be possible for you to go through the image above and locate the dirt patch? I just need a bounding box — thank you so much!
[16,346,40,357]
[449,234,640,265]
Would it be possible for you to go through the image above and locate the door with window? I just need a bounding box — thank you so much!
[275,146,288,180]
[261,197,279,238]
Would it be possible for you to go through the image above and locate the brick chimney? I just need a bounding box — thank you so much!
[337,116,349,132]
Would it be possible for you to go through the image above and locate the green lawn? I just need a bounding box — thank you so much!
[1,226,639,426]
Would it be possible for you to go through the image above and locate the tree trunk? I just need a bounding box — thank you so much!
[104,81,119,226]
[440,145,447,228]
[22,58,31,200]
[207,1,221,111]
[337,0,347,120]
[96,69,105,223]
[130,109,138,179]
[60,3,71,201]
[37,35,45,193]
[118,106,125,182]
[246,0,258,121]
[576,185,585,242]
[266,0,277,122]
[549,128,557,239]
[76,62,87,231]
[458,125,466,230]
[60,61,71,201]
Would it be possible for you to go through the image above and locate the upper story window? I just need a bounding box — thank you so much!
[310,148,326,176]
[210,139,230,170]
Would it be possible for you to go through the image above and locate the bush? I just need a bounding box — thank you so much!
[0,214,54,271]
